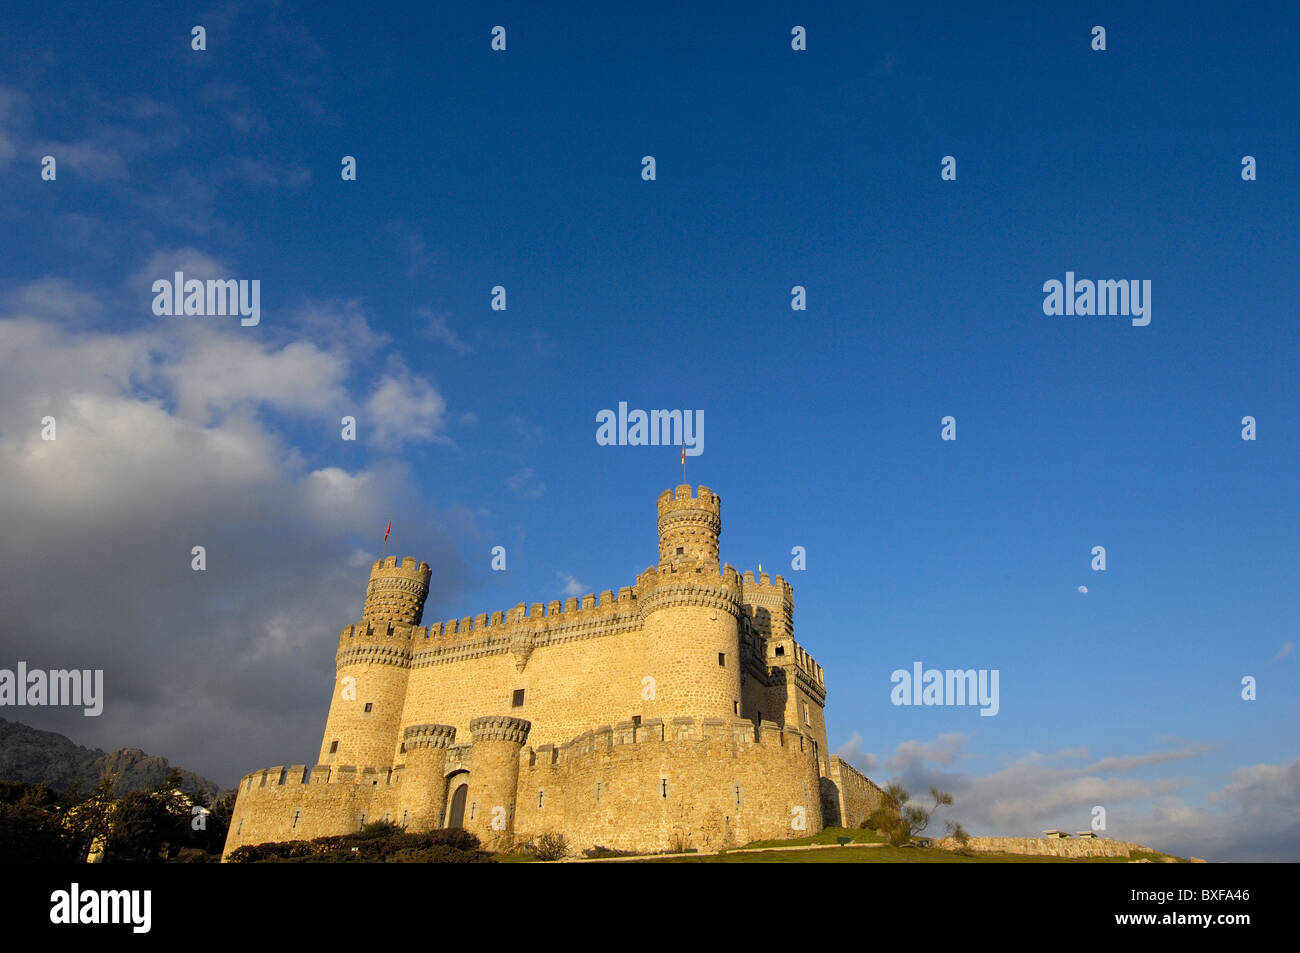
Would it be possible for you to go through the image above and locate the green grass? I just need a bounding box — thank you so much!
[491,827,1187,864]
[733,826,886,850]
[643,846,1182,863]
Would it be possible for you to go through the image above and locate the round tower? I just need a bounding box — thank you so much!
[399,723,456,831]
[317,557,430,768]
[361,555,431,625]
[463,715,530,848]
[657,483,721,571]
[639,486,743,724]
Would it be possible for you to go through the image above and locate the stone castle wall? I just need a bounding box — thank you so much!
[514,716,823,853]
[942,836,1156,858]
[823,754,888,829]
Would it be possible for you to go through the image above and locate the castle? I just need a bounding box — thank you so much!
[223,485,884,858]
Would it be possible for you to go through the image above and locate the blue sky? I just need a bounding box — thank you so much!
[0,1,1295,860]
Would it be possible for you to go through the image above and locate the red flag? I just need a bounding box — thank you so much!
[384,520,391,542]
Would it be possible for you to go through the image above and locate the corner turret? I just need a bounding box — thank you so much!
[657,485,721,571]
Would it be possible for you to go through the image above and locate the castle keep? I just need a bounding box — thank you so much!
[223,486,883,858]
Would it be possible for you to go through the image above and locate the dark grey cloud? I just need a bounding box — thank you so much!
[0,284,477,787]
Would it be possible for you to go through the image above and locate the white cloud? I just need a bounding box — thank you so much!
[162,331,350,422]
[834,730,879,775]
[364,366,450,448]
[132,247,229,290]
[7,278,104,321]
[558,573,586,597]
[506,467,546,500]
[848,731,1298,861]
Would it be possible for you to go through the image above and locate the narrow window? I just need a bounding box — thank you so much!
[364,702,373,713]
[235,819,243,836]
[733,700,739,714]
[357,813,366,830]
[718,652,726,666]
[632,715,641,727]
[538,789,545,809]
[734,784,742,806]
[661,778,669,798]
[291,808,301,829]
[401,810,409,827]
[775,645,785,656]
[329,740,339,754]
[512,688,525,707]
[804,702,811,725]
[595,781,603,803]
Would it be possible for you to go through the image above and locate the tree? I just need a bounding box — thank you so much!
[63,776,117,862]
[0,784,79,862]
[866,783,966,847]
[103,789,191,862]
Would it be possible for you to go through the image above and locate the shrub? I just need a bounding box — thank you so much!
[227,826,485,863]
[532,832,569,861]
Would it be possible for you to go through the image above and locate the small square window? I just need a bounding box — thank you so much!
[676,547,684,555]
[512,689,525,707]
[775,645,785,657]
[329,740,339,754]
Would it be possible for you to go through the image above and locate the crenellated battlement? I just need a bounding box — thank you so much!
[411,588,640,642]
[527,714,815,768]
[402,723,456,750]
[238,762,404,791]
[742,569,794,600]
[335,620,416,669]
[635,561,743,618]
[362,556,431,626]
[656,483,721,515]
